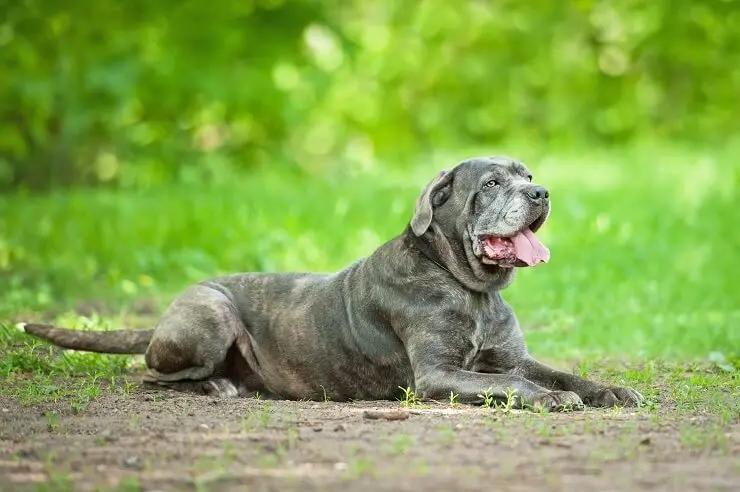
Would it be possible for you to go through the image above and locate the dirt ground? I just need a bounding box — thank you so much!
[1,382,739,492]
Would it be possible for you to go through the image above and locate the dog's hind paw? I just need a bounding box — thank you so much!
[203,378,240,398]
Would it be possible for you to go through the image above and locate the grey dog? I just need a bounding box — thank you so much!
[24,156,642,410]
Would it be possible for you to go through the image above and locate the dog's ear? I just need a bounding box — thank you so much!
[410,170,454,236]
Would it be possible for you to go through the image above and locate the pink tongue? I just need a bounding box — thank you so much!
[511,229,550,266]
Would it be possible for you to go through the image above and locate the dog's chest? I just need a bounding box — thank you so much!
[463,314,494,366]
[461,299,519,371]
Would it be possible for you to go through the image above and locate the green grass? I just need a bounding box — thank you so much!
[0,141,738,404]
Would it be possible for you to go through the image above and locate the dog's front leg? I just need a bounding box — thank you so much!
[413,367,583,411]
[405,326,583,411]
[515,358,643,408]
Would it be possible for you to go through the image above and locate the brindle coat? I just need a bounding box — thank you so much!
[24,156,643,410]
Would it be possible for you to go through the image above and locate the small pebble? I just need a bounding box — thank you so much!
[198,423,210,430]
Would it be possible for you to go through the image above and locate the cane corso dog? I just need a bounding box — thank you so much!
[24,156,643,410]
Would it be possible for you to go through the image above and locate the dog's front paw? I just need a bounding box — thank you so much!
[530,391,584,412]
[585,386,643,408]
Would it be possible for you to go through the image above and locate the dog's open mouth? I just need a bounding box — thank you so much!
[480,228,550,267]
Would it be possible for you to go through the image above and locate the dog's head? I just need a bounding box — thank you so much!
[410,156,550,290]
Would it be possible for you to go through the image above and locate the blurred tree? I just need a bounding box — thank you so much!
[0,0,329,189]
[1,0,738,190]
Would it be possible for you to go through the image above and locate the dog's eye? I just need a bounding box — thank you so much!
[483,179,498,189]
[526,174,533,182]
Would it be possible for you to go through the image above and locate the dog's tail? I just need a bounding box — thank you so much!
[23,323,153,354]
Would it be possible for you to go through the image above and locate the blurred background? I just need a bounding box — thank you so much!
[2,0,739,189]
[1,0,738,358]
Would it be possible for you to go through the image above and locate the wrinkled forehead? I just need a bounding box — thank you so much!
[453,156,531,181]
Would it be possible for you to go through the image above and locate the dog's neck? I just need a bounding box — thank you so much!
[404,224,513,293]
[404,224,449,274]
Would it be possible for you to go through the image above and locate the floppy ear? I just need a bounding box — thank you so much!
[410,170,454,236]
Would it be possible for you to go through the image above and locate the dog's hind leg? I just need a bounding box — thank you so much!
[143,285,261,397]
[144,343,268,398]
[202,343,270,398]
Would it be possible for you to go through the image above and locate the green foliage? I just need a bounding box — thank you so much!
[0,0,327,189]
[1,0,739,189]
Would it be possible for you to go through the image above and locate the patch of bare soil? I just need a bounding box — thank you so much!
[1,387,738,492]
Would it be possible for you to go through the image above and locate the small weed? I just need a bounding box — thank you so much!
[414,460,431,476]
[718,407,737,426]
[383,433,415,456]
[535,421,553,439]
[320,385,331,402]
[194,456,221,473]
[192,458,228,491]
[70,396,89,414]
[117,476,142,492]
[608,405,624,417]
[254,444,287,468]
[559,401,579,413]
[478,387,495,408]
[498,387,518,414]
[638,397,661,412]
[241,403,273,432]
[34,471,74,492]
[449,391,459,406]
[708,351,739,374]
[346,456,375,478]
[81,377,102,400]
[679,423,728,452]
[575,360,595,378]
[398,386,422,408]
[193,478,209,492]
[478,387,517,413]
[45,411,60,432]
[286,424,299,449]
[118,376,137,395]
[559,422,578,436]
[436,424,455,445]
[222,442,238,461]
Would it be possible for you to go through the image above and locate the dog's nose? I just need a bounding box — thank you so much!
[526,185,549,201]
